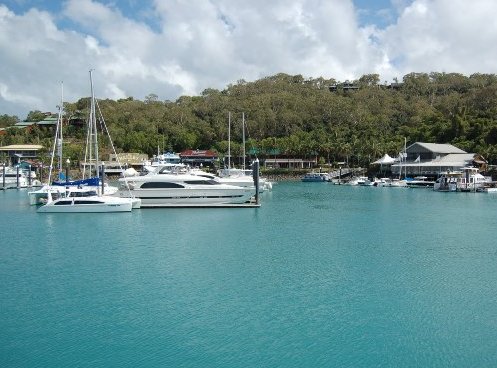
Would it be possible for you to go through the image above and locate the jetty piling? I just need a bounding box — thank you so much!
[252,158,260,205]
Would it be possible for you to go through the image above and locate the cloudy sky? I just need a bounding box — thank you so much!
[1,0,496,119]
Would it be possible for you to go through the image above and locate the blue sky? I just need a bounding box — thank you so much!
[0,0,495,119]
[3,0,407,30]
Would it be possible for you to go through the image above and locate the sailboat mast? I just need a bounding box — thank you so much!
[228,112,231,172]
[242,112,246,171]
[48,82,64,184]
[58,82,64,175]
[400,137,406,179]
[89,70,99,178]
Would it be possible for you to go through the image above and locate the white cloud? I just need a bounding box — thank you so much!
[0,82,42,106]
[379,0,497,77]
[0,0,497,119]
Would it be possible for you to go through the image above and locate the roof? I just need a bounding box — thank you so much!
[372,154,395,164]
[37,120,58,126]
[0,144,44,151]
[37,116,58,125]
[14,121,37,127]
[407,142,466,154]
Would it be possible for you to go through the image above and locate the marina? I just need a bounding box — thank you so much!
[2,182,497,367]
[1,1,497,365]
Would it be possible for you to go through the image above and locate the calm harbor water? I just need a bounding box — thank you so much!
[2,183,497,367]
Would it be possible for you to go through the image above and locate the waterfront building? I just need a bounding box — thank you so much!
[390,142,487,176]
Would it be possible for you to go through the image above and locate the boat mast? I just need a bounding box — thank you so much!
[228,112,231,173]
[57,82,64,175]
[89,69,99,178]
[48,82,64,184]
[242,112,246,171]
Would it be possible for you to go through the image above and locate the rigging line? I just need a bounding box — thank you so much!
[242,113,258,160]
[83,113,91,180]
[48,84,64,184]
[95,99,133,196]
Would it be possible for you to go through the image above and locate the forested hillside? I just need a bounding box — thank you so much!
[2,72,497,166]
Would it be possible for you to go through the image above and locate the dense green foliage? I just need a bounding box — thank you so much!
[2,72,497,165]
[0,114,19,128]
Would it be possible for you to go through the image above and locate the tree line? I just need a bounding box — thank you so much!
[2,72,497,167]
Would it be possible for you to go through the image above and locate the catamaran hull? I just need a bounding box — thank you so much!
[37,202,133,213]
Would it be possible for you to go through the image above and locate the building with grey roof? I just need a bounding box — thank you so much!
[389,142,486,176]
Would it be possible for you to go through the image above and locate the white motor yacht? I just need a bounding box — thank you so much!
[377,178,408,187]
[218,168,272,191]
[434,167,489,192]
[1,166,30,188]
[345,176,370,186]
[116,168,255,207]
[301,172,330,182]
[405,176,435,188]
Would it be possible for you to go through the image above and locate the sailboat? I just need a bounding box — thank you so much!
[28,82,118,205]
[28,83,71,204]
[38,71,140,213]
[218,112,272,191]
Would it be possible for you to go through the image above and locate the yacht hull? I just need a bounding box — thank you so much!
[117,187,254,207]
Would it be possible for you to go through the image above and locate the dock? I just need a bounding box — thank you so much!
[140,203,261,208]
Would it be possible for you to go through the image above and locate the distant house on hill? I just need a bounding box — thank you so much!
[329,80,360,92]
[0,144,44,165]
[1,113,86,133]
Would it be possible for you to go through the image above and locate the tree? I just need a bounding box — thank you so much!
[359,74,380,87]
[0,114,19,128]
[25,110,47,122]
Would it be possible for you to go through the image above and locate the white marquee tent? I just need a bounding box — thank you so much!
[372,154,395,165]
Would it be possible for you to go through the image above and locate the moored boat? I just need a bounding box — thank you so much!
[405,176,436,188]
[345,176,371,186]
[434,167,489,192]
[376,177,407,187]
[116,168,255,207]
[301,172,330,182]
[37,187,135,213]
[1,166,30,189]
[37,70,140,213]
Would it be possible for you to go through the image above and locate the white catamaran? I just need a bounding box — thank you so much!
[38,71,140,213]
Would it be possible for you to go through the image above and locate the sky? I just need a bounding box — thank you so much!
[1,0,497,119]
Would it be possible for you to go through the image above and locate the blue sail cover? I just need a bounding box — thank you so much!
[52,177,101,187]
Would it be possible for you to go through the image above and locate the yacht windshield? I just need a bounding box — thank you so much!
[184,180,218,185]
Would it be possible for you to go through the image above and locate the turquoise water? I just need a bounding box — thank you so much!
[1,183,497,367]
